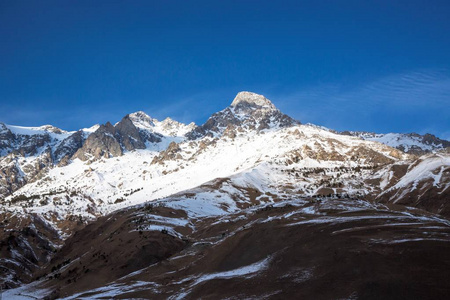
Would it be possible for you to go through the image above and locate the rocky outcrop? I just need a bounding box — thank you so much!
[0,147,56,199]
[73,122,122,161]
[0,123,15,156]
[187,91,300,139]
[421,133,450,149]
[72,115,170,161]
[151,141,182,165]
[114,115,147,151]
[0,155,25,198]
[54,130,85,163]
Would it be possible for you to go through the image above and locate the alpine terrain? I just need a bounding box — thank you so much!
[1,92,450,299]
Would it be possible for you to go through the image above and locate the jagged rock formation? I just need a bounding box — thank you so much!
[187,91,299,139]
[73,122,123,161]
[54,130,86,164]
[0,123,15,156]
[114,115,147,151]
[0,123,70,157]
[151,141,182,165]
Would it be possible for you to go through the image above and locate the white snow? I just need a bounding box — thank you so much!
[3,122,413,223]
[351,131,445,153]
[193,256,271,285]
[382,154,450,197]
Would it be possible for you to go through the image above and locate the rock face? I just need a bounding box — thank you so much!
[0,123,72,157]
[54,130,86,163]
[187,91,300,139]
[151,141,182,165]
[0,110,194,197]
[114,115,147,151]
[0,123,15,156]
[0,155,25,198]
[230,91,276,108]
[73,122,123,161]
[72,114,179,161]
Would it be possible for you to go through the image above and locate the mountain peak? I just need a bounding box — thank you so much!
[129,111,150,119]
[187,92,299,139]
[128,111,156,130]
[230,91,275,109]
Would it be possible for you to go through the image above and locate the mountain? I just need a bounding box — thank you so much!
[0,123,96,199]
[186,91,299,139]
[1,92,450,298]
[340,131,450,155]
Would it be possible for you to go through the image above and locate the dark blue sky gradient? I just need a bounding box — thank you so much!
[1,1,449,138]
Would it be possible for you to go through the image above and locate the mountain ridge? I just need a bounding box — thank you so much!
[1,92,449,297]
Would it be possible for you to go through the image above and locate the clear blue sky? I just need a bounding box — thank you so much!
[1,0,449,138]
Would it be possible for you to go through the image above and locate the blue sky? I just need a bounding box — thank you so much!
[1,1,449,139]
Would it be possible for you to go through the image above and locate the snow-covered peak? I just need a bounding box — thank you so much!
[186,92,299,139]
[128,111,156,130]
[81,124,100,134]
[128,111,195,138]
[155,117,196,137]
[230,91,276,110]
[6,124,70,136]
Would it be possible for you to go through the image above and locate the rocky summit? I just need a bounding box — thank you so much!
[1,92,450,299]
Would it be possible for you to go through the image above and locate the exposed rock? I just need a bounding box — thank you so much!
[347,146,395,165]
[73,122,123,161]
[151,141,182,164]
[187,92,299,139]
[54,130,85,163]
[114,115,147,151]
[0,123,15,156]
[0,147,55,199]
[0,155,26,198]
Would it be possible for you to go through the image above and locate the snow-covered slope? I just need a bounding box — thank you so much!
[3,122,408,224]
[340,131,450,155]
[5,91,448,228]
[377,153,450,215]
[0,123,74,157]
[1,91,450,294]
[2,91,447,226]
[4,168,450,299]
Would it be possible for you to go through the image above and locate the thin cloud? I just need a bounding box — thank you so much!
[357,69,450,108]
[273,69,450,137]
[277,69,450,113]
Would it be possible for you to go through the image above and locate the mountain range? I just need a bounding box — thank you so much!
[1,92,450,299]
